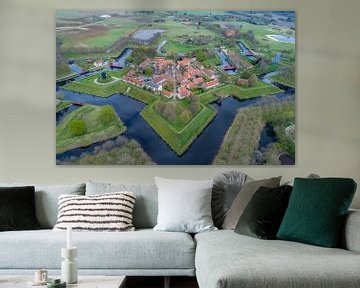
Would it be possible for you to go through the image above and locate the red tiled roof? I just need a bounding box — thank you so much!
[123,76,144,87]
[194,77,204,84]
[162,90,172,97]
[179,86,191,97]
[203,79,219,89]
[177,58,194,66]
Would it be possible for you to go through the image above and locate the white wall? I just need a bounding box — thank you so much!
[0,0,359,208]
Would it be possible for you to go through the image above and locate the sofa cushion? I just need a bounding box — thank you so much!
[195,230,360,288]
[86,181,158,229]
[342,209,360,253]
[154,177,216,233]
[212,171,251,228]
[222,177,281,230]
[277,178,357,247]
[234,185,292,239]
[0,183,85,229]
[53,192,136,232]
[0,229,195,271]
[0,186,40,231]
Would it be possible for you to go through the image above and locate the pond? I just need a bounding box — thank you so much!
[258,123,277,149]
[266,35,295,44]
[132,29,165,41]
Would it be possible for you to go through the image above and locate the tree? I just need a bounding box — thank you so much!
[240,68,252,79]
[196,50,207,62]
[259,60,269,74]
[69,119,87,136]
[100,105,116,125]
[219,73,232,84]
[245,29,257,45]
[189,95,200,115]
[279,65,295,81]
[144,66,153,77]
[100,71,107,79]
[155,101,166,114]
[162,103,176,122]
[179,110,192,124]
[248,74,258,87]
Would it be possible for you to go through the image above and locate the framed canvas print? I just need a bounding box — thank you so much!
[56,10,295,165]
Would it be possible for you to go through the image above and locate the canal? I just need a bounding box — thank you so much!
[56,85,294,164]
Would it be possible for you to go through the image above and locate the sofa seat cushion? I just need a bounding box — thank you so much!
[0,229,195,270]
[195,230,360,288]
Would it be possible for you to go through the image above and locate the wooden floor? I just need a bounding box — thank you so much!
[126,276,199,288]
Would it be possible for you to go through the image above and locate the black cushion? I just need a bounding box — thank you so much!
[235,185,292,239]
[0,186,41,231]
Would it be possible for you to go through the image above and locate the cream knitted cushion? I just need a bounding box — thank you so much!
[53,192,135,231]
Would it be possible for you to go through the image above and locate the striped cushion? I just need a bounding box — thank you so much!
[53,192,136,232]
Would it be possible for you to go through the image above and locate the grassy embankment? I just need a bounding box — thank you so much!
[63,70,156,104]
[213,99,295,165]
[270,74,295,88]
[56,100,73,112]
[141,101,216,156]
[56,104,126,154]
[199,81,283,104]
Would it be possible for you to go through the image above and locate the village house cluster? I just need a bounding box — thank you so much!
[121,56,220,99]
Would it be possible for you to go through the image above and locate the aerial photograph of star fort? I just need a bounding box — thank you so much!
[56,10,295,165]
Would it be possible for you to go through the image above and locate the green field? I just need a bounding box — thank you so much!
[141,101,217,155]
[56,104,126,154]
[58,18,140,50]
[151,19,219,53]
[63,70,157,103]
[153,19,217,38]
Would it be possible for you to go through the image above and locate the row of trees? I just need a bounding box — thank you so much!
[57,136,154,165]
[213,98,295,165]
[127,47,157,65]
[213,106,263,165]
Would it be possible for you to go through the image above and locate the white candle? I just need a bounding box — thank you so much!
[67,225,72,249]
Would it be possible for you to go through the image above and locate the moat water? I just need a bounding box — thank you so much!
[56,83,294,165]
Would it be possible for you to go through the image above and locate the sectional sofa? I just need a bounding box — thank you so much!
[0,181,359,288]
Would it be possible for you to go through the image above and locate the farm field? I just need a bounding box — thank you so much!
[56,10,295,165]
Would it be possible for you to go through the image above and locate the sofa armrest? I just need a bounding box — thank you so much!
[342,209,360,253]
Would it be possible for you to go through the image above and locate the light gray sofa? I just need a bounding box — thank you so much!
[0,181,359,288]
[195,211,360,288]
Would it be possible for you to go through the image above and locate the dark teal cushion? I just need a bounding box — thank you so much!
[277,178,357,247]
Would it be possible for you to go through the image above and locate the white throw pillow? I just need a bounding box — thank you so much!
[153,177,217,233]
[53,192,135,232]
